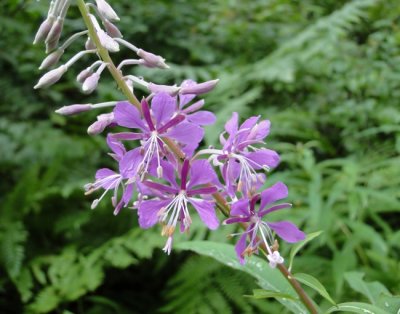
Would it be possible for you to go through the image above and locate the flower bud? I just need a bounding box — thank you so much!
[55,104,92,116]
[39,48,64,70]
[95,0,120,22]
[98,30,119,52]
[87,113,115,135]
[180,79,219,95]
[77,67,93,83]
[45,17,64,47]
[85,38,96,50]
[82,73,100,94]
[137,49,169,69]
[34,65,68,89]
[33,17,55,44]
[148,83,181,96]
[104,19,123,38]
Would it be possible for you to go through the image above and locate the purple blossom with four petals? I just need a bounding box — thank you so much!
[224,182,305,266]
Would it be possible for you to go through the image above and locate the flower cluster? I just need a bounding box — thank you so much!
[33,0,305,267]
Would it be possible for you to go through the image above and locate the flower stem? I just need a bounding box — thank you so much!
[76,0,141,109]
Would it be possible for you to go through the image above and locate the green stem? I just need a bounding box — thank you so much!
[76,0,141,109]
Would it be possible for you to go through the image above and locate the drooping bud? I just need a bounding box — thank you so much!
[98,30,119,52]
[180,79,219,95]
[77,67,93,83]
[87,112,115,135]
[45,17,64,49]
[85,38,96,50]
[103,19,123,38]
[95,0,120,22]
[82,73,100,94]
[137,49,169,69]
[34,65,68,89]
[39,48,64,70]
[148,83,181,96]
[55,104,92,116]
[33,17,55,44]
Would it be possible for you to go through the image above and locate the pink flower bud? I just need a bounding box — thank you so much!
[137,49,169,69]
[98,30,119,52]
[95,0,120,22]
[77,67,93,83]
[148,83,181,96]
[87,113,115,135]
[34,65,68,89]
[33,17,55,44]
[104,19,122,38]
[180,79,219,95]
[39,48,64,70]
[45,17,64,49]
[82,73,100,94]
[55,104,92,116]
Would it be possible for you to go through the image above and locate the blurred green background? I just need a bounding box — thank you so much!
[1,0,399,313]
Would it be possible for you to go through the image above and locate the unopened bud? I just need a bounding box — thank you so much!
[137,49,169,69]
[104,19,123,38]
[95,0,120,21]
[85,38,96,50]
[98,30,119,52]
[87,113,115,135]
[77,67,93,83]
[34,65,68,89]
[39,48,64,70]
[45,17,64,48]
[55,104,92,116]
[82,73,100,94]
[180,79,219,95]
[148,83,181,96]
[33,17,55,44]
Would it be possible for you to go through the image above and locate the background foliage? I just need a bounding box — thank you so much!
[0,0,399,313]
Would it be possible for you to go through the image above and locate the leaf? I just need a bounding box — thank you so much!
[344,272,390,305]
[294,273,336,305]
[176,241,309,314]
[288,230,323,271]
[376,294,400,313]
[324,302,391,314]
[245,289,298,301]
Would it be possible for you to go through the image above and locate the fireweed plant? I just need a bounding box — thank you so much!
[33,1,319,313]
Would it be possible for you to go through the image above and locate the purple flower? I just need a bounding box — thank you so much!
[224,182,305,266]
[138,159,220,254]
[84,145,141,215]
[112,93,204,177]
[200,112,280,196]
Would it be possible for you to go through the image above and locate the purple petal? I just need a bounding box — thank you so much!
[182,99,204,114]
[224,217,250,224]
[158,114,185,133]
[189,199,219,230]
[187,186,217,196]
[244,149,280,169]
[255,120,270,140]
[165,122,204,146]
[188,159,218,190]
[138,199,171,228]
[111,132,143,141]
[143,181,178,195]
[113,183,133,215]
[141,98,155,131]
[187,111,216,125]
[180,159,190,189]
[179,80,197,108]
[259,182,288,211]
[225,112,238,135]
[107,134,125,158]
[235,230,248,265]
[151,92,176,126]
[160,160,179,188]
[119,148,142,178]
[230,198,250,217]
[258,203,292,217]
[268,221,305,243]
[95,168,119,189]
[114,101,146,130]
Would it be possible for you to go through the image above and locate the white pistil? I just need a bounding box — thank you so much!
[159,191,191,236]
[137,131,163,179]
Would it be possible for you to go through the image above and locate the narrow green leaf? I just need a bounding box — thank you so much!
[324,302,391,314]
[294,273,336,305]
[176,241,309,314]
[376,294,400,313]
[288,231,323,271]
[245,289,298,301]
[344,272,390,305]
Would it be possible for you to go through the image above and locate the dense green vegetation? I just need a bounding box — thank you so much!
[0,0,399,313]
